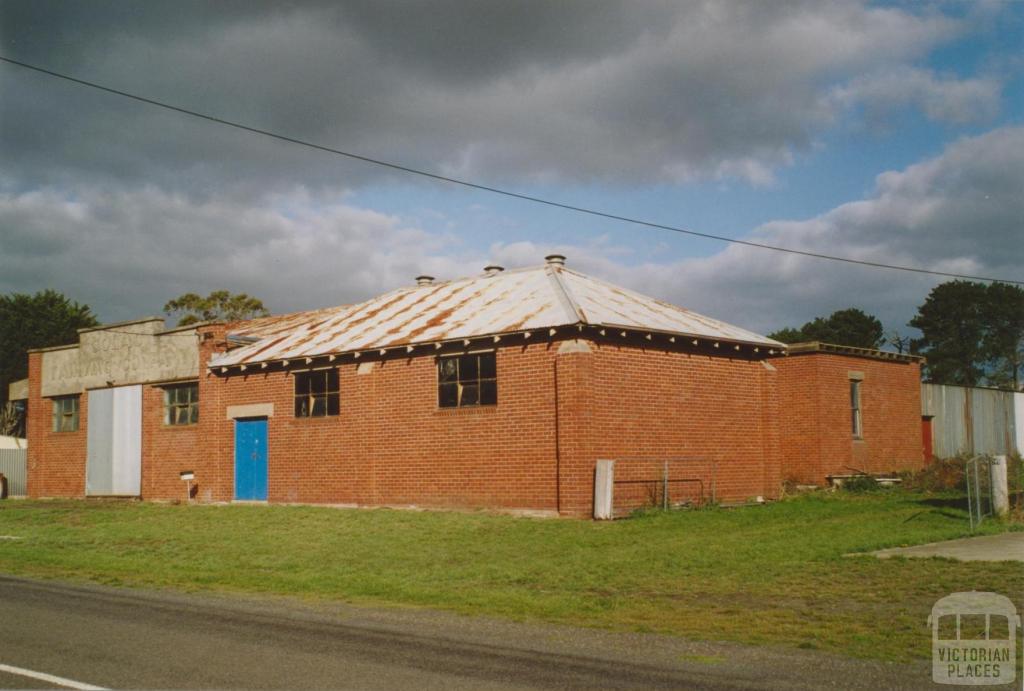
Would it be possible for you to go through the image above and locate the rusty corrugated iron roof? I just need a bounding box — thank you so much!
[227,306,350,341]
[209,263,783,367]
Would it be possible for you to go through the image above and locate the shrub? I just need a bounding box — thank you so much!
[841,474,881,493]
[899,456,966,493]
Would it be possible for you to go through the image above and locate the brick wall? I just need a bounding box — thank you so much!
[560,342,782,515]
[27,351,88,497]
[27,327,227,500]
[140,383,201,501]
[27,328,796,517]
[195,337,784,516]
[203,341,561,509]
[774,353,923,484]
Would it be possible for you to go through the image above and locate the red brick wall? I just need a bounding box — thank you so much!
[554,344,593,515]
[142,325,228,502]
[140,383,201,501]
[27,327,228,500]
[204,341,561,509]
[195,338,784,516]
[27,352,88,498]
[27,328,788,517]
[773,355,822,484]
[774,353,923,484]
[558,343,782,515]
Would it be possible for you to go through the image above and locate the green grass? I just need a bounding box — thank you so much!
[0,491,1019,662]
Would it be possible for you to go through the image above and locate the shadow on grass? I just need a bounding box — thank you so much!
[915,496,967,511]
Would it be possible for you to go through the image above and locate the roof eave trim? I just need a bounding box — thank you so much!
[783,341,923,363]
[591,322,785,349]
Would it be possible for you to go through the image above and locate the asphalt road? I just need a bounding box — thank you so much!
[0,575,935,690]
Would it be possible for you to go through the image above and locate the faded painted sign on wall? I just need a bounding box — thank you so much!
[40,319,199,396]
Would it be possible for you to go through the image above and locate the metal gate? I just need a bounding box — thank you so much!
[597,457,718,519]
[965,455,994,531]
[86,386,142,496]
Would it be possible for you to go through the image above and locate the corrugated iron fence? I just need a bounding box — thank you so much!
[922,384,1023,458]
[0,448,27,496]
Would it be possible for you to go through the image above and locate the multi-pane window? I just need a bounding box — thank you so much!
[51,395,79,432]
[294,369,339,417]
[438,352,497,408]
[850,380,862,438]
[164,383,199,426]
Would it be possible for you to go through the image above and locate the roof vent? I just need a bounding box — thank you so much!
[544,254,566,267]
[483,265,504,276]
[415,275,435,286]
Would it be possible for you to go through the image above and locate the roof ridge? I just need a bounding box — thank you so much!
[544,265,586,324]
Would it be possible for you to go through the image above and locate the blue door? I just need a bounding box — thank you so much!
[234,418,268,500]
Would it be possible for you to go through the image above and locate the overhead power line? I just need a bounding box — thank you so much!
[2,54,1020,286]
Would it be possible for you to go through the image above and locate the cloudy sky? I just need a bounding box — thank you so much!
[1,1,1021,338]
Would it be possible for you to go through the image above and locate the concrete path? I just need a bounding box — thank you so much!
[872,531,1024,562]
[0,575,936,690]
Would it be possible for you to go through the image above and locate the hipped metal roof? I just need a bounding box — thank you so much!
[226,306,349,342]
[209,262,784,368]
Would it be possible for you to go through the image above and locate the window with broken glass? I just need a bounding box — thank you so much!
[294,368,339,417]
[51,395,79,432]
[164,382,199,426]
[438,352,497,408]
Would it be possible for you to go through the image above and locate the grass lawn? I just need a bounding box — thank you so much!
[0,491,1019,662]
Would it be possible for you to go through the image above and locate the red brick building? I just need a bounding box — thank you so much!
[773,342,924,485]
[21,256,923,516]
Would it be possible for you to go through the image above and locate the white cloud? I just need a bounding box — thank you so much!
[3,126,1018,335]
[491,126,1024,334]
[1,1,1000,189]
[827,67,1002,127]
[0,185,467,320]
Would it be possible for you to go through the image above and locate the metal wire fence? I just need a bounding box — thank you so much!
[609,457,718,518]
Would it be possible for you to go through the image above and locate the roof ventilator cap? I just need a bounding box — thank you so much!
[544,254,566,266]
[415,275,435,286]
[483,265,504,276]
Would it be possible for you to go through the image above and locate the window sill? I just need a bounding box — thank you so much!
[289,415,340,423]
[161,424,199,430]
[435,405,498,416]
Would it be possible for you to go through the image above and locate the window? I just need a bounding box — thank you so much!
[438,352,496,408]
[850,380,862,438]
[294,369,339,417]
[52,395,79,432]
[164,383,199,426]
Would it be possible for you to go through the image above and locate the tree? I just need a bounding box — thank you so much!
[0,401,24,438]
[909,280,1024,389]
[164,290,269,326]
[885,329,912,354]
[0,290,98,406]
[982,282,1024,390]
[766,326,806,344]
[768,308,885,349]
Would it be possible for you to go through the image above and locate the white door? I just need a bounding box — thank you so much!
[86,385,142,496]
